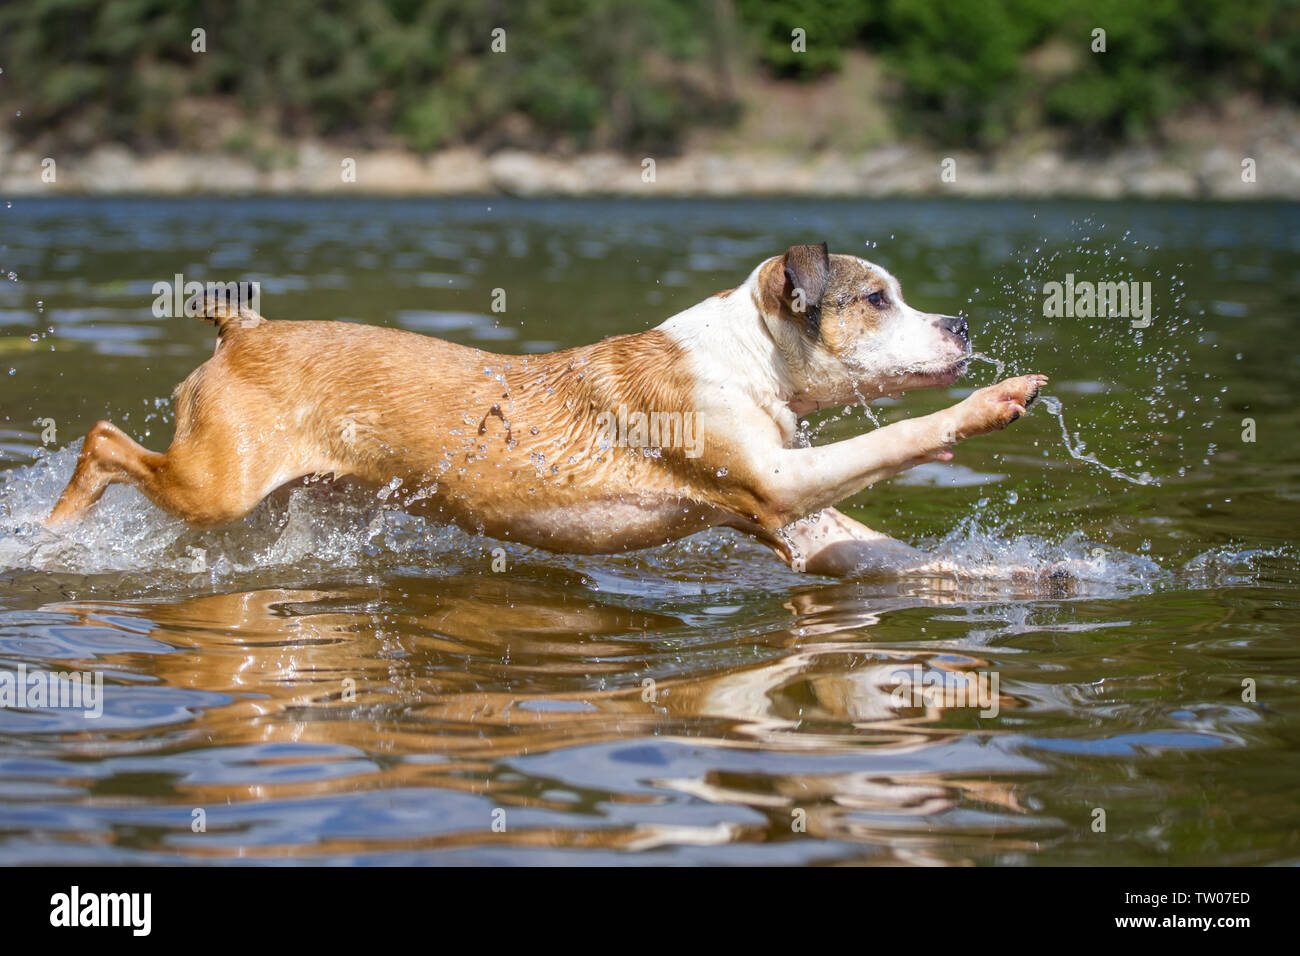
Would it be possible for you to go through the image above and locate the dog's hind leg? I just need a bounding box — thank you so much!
[46,297,350,530]
[45,419,296,529]
[46,421,167,526]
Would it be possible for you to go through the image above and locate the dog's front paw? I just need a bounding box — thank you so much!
[959,374,1047,437]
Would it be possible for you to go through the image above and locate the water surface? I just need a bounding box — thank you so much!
[0,197,1297,864]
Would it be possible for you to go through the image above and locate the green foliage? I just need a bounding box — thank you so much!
[735,0,876,77]
[874,0,1055,145]
[1043,0,1300,141]
[0,0,732,152]
[737,0,1300,146]
[0,0,1298,152]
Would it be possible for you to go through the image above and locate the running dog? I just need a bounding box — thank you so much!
[47,243,1045,576]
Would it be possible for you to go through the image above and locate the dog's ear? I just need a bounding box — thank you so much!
[781,242,830,332]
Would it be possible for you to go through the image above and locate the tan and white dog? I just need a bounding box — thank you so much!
[47,243,1045,576]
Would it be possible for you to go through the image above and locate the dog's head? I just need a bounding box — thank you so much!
[753,243,970,409]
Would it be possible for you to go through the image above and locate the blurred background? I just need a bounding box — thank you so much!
[2,0,1300,196]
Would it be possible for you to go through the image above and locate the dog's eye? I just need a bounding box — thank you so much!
[865,291,887,308]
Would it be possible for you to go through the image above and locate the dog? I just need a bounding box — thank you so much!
[46,243,1045,577]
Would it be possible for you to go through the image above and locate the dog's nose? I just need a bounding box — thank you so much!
[939,314,969,343]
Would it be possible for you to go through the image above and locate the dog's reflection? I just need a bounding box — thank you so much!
[45,576,1031,858]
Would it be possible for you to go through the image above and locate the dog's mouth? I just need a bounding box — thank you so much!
[914,355,970,386]
[836,352,971,404]
[944,354,972,378]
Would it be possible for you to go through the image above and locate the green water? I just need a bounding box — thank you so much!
[0,197,1296,864]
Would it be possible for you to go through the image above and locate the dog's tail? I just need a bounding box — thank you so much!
[195,292,265,337]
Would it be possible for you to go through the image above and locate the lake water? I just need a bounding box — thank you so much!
[0,196,1297,864]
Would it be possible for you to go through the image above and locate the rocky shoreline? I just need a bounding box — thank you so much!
[2,139,1298,199]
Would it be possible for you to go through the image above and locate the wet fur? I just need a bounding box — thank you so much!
[47,244,1046,577]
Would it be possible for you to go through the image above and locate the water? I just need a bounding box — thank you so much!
[0,197,1297,864]
[1038,396,1156,486]
[968,351,1005,378]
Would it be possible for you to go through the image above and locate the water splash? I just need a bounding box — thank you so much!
[0,441,469,583]
[962,350,1154,484]
[967,351,1005,379]
[912,521,1165,589]
[0,440,1270,600]
[801,378,888,447]
[963,218,1219,487]
[1038,395,1155,485]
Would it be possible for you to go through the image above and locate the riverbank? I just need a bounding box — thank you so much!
[5,78,1300,201]
[3,138,1297,200]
